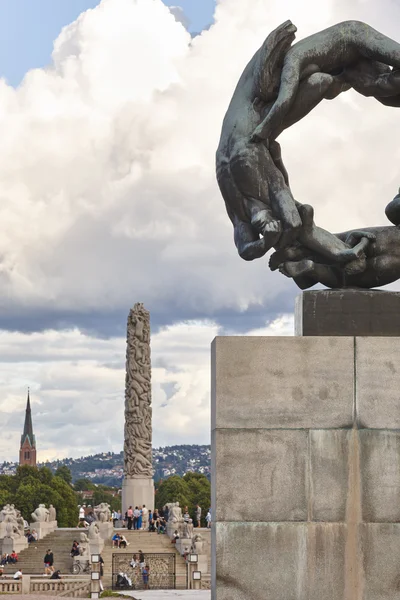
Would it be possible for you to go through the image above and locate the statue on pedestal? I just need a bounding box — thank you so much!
[49,505,57,522]
[88,522,101,541]
[79,532,90,557]
[31,504,49,523]
[94,502,111,523]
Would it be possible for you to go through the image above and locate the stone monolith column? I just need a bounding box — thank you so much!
[122,303,155,515]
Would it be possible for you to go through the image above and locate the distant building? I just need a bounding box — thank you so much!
[19,390,37,467]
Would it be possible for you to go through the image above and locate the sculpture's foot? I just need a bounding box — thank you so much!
[261,220,282,250]
[269,246,304,271]
[278,259,314,278]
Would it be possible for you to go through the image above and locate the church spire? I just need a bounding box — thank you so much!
[19,389,37,467]
[21,389,35,448]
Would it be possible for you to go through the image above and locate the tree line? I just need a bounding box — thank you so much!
[0,465,210,527]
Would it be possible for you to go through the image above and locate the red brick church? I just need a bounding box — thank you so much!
[19,390,37,467]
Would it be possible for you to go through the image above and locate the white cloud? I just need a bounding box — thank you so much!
[2,0,399,324]
[1,0,400,459]
[0,314,293,461]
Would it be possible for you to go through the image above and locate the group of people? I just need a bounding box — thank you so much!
[120,504,208,532]
[124,505,147,530]
[112,533,129,548]
[0,551,18,565]
[25,529,38,543]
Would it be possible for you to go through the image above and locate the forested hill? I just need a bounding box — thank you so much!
[0,445,211,487]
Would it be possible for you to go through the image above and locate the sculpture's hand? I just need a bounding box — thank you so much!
[263,220,281,235]
[345,230,376,246]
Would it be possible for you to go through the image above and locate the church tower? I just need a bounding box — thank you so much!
[19,390,37,467]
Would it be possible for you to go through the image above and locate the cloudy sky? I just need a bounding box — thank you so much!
[1,0,400,462]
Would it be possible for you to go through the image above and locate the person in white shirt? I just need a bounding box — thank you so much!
[206,510,211,528]
[13,569,22,579]
[141,505,148,531]
[133,507,140,531]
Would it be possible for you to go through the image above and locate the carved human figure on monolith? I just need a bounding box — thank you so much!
[122,303,155,514]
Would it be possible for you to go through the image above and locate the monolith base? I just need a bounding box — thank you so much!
[122,477,155,516]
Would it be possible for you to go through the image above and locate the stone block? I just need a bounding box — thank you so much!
[309,429,351,522]
[214,428,307,522]
[359,430,400,522]
[212,336,354,430]
[295,290,400,336]
[213,522,346,600]
[356,337,400,429]
[122,477,155,515]
[361,523,400,599]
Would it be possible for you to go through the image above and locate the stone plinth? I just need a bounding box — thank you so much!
[122,477,155,515]
[97,522,113,541]
[295,289,400,336]
[212,332,400,600]
[0,532,29,555]
[30,520,57,540]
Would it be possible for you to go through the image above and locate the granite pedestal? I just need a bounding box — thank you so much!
[122,477,155,515]
[212,290,400,600]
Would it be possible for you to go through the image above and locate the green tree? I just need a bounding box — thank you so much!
[183,473,211,525]
[54,466,72,485]
[74,478,95,491]
[92,488,121,512]
[0,465,78,527]
[52,476,78,527]
[155,475,191,511]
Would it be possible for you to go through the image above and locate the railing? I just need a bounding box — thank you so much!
[30,577,90,597]
[0,579,22,593]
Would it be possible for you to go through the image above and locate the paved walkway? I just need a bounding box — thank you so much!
[5,593,211,600]
[121,592,210,599]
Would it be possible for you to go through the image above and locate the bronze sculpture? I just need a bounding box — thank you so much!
[216,20,400,289]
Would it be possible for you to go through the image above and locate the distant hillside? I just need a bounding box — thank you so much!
[0,445,211,487]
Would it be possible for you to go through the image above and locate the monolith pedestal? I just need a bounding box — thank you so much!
[212,289,400,600]
[122,303,155,515]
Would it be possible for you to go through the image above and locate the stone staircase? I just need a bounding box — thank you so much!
[2,527,209,590]
[2,529,78,575]
[101,530,188,590]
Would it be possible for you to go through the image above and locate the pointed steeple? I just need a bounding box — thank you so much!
[21,389,36,449]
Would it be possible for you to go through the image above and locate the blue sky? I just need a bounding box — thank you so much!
[0,0,216,87]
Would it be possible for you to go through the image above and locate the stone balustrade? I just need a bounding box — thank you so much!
[0,575,90,597]
[0,578,22,593]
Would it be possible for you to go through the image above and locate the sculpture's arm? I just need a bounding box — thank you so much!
[234,216,278,261]
[343,230,376,246]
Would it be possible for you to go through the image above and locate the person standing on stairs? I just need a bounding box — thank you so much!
[133,507,140,530]
[127,506,133,531]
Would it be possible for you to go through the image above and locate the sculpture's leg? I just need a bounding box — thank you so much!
[280,259,342,288]
[272,72,348,139]
[269,245,311,271]
[251,58,302,142]
[348,255,400,288]
[355,26,400,71]
[230,146,301,247]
